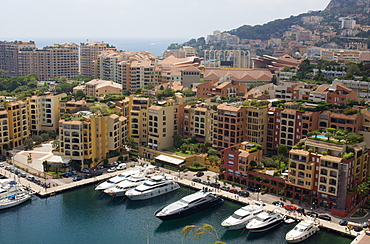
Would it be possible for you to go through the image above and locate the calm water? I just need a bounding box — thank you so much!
[0,185,353,244]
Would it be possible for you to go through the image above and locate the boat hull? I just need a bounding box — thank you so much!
[247,219,284,232]
[155,197,224,221]
[0,194,31,210]
[286,227,319,243]
[127,184,180,201]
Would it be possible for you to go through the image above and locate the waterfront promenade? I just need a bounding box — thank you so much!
[1,164,368,242]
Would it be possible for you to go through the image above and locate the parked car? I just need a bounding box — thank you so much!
[192,178,202,183]
[98,165,105,169]
[73,176,82,181]
[5,166,11,171]
[284,205,298,211]
[107,167,116,173]
[94,171,103,176]
[71,171,77,175]
[238,191,249,197]
[363,222,369,228]
[195,171,204,177]
[318,215,331,221]
[228,188,238,194]
[220,185,230,191]
[27,176,35,181]
[339,220,348,226]
[0,162,4,167]
[201,181,210,186]
[117,163,127,170]
[112,161,119,166]
[210,182,220,188]
[306,211,317,217]
[84,174,93,179]
[81,168,90,173]
[20,173,27,178]
[247,186,260,192]
[354,226,363,232]
[272,201,284,207]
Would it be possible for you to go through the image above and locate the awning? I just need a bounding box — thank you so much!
[155,155,184,166]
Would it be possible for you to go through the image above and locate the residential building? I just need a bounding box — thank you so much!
[128,96,150,146]
[182,104,214,143]
[5,101,29,148]
[59,112,127,168]
[0,41,36,77]
[197,77,248,99]
[28,93,66,135]
[203,68,272,84]
[220,142,263,184]
[162,46,197,59]
[0,110,10,155]
[287,138,370,217]
[73,79,122,97]
[80,42,116,78]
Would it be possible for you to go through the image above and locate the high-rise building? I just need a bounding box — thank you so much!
[0,41,36,77]
[5,101,29,148]
[80,42,116,78]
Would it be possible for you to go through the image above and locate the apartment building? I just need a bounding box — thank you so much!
[0,110,10,155]
[197,77,248,99]
[5,101,29,148]
[128,96,150,146]
[162,46,197,59]
[287,138,370,217]
[220,142,263,184]
[246,106,268,152]
[275,81,311,100]
[214,105,246,152]
[73,79,122,97]
[59,112,127,168]
[59,100,90,114]
[0,41,36,77]
[28,93,66,135]
[80,42,116,78]
[318,110,362,133]
[182,105,214,143]
[93,51,125,81]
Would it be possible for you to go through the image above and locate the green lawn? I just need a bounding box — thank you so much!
[351,211,367,218]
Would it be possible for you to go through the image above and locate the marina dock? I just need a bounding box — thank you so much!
[1,166,367,241]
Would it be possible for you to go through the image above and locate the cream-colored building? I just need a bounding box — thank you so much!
[128,96,150,145]
[59,112,127,168]
[5,101,29,148]
[0,110,10,155]
[73,79,122,97]
[28,93,66,134]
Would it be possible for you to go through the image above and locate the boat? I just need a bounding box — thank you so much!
[284,216,296,224]
[125,175,180,201]
[285,220,319,243]
[246,211,284,232]
[155,190,224,221]
[104,173,148,197]
[221,202,265,230]
[94,167,141,191]
[0,191,32,210]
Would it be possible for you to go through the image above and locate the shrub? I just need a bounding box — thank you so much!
[187,166,207,171]
[322,151,328,155]
[308,148,313,153]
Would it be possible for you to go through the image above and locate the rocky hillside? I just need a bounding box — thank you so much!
[324,0,370,13]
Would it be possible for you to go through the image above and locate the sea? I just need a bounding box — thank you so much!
[7,38,188,57]
[0,185,353,244]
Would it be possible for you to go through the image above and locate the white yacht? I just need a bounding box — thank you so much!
[221,203,265,230]
[94,167,141,191]
[285,220,319,243]
[246,211,284,232]
[126,176,180,200]
[104,173,148,197]
[0,191,32,210]
[155,190,224,221]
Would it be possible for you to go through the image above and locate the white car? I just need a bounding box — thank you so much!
[0,162,4,167]
[107,167,116,173]
[117,163,127,170]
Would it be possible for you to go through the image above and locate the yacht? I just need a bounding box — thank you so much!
[155,190,224,221]
[221,203,265,230]
[104,173,148,197]
[246,211,284,232]
[0,191,32,210]
[94,167,141,191]
[125,176,180,201]
[285,220,319,243]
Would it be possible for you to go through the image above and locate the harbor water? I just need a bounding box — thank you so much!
[0,185,353,244]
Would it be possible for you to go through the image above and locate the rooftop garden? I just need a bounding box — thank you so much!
[306,128,364,145]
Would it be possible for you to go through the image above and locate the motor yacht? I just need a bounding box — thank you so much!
[104,173,148,197]
[221,203,265,230]
[125,175,180,201]
[155,190,223,221]
[285,220,319,243]
[0,191,32,210]
[94,167,141,191]
[246,211,284,232]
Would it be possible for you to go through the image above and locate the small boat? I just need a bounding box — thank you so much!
[0,192,32,210]
[246,211,284,232]
[285,219,319,243]
[284,216,296,224]
[94,167,141,191]
[126,175,180,201]
[155,190,224,221]
[221,202,265,230]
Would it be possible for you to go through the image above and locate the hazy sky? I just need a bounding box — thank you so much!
[1,0,331,40]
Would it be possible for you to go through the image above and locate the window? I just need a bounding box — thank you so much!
[228,154,234,160]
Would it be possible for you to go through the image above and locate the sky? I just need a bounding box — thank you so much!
[1,0,331,41]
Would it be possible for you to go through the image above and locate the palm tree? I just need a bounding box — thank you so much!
[182,224,226,244]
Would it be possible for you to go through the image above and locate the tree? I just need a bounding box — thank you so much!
[172,134,184,149]
[193,161,201,167]
[23,138,34,149]
[277,145,288,157]
[181,224,225,244]
[125,137,137,149]
[41,133,49,142]
[75,90,86,100]
[208,155,220,166]
[52,140,60,150]
[207,149,217,156]
[32,135,43,145]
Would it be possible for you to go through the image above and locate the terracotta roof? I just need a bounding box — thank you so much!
[312,85,329,95]
[330,113,359,120]
[290,149,310,156]
[320,155,343,163]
